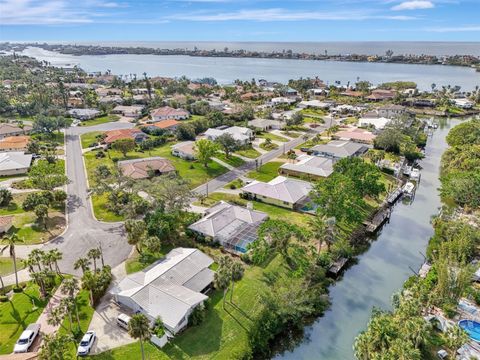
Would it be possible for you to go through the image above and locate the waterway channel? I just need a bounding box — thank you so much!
[276,118,464,360]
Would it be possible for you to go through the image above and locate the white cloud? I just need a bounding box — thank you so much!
[425,25,480,32]
[391,1,435,10]
[168,8,417,21]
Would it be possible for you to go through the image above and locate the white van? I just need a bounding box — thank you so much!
[116,313,131,330]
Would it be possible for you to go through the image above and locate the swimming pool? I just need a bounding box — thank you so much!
[459,319,480,342]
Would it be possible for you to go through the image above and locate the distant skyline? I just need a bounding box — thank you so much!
[1,0,480,42]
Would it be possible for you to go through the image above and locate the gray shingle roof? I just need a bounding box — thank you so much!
[241,176,313,204]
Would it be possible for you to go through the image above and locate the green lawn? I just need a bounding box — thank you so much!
[59,290,96,358]
[79,115,120,127]
[81,131,104,149]
[125,245,174,274]
[259,141,279,151]
[257,132,289,142]
[32,132,65,146]
[93,255,288,360]
[0,257,25,276]
[245,161,283,182]
[6,210,66,245]
[0,193,29,216]
[84,142,228,221]
[213,153,245,168]
[234,147,261,159]
[196,192,311,228]
[280,131,301,138]
[0,283,48,354]
[0,174,26,183]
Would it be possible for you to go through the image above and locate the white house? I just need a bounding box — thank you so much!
[112,105,144,118]
[358,116,392,130]
[67,108,101,120]
[377,105,406,118]
[0,152,33,176]
[151,106,190,121]
[111,248,214,335]
[248,119,284,131]
[204,126,254,145]
[453,98,474,109]
[270,97,297,106]
[279,155,334,180]
[171,141,196,160]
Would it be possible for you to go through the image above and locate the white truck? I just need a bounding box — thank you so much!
[13,324,40,353]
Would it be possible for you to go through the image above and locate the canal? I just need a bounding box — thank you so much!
[276,118,461,360]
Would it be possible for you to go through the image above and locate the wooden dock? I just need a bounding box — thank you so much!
[328,257,348,276]
[387,187,402,205]
[364,207,392,233]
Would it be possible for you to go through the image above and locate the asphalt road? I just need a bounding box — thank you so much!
[44,122,135,275]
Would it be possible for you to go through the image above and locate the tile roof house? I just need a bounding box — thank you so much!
[67,108,101,120]
[358,116,392,130]
[310,140,369,160]
[377,104,406,118]
[0,152,33,176]
[118,157,175,179]
[0,215,14,234]
[333,127,376,144]
[204,126,254,145]
[188,201,268,254]
[0,123,32,140]
[103,129,148,145]
[112,105,145,118]
[151,106,190,121]
[366,89,397,101]
[171,141,196,160]
[279,155,334,180]
[150,119,181,132]
[111,248,214,335]
[241,176,313,210]
[0,136,30,152]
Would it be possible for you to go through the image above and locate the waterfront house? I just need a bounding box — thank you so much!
[188,201,268,254]
[0,136,30,152]
[151,106,190,121]
[68,108,101,121]
[453,98,474,109]
[366,89,396,101]
[0,123,32,140]
[118,157,175,180]
[241,176,313,210]
[279,155,334,180]
[112,105,145,118]
[358,116,391,130]
[204,126,254,145]
[111,248,214,335]
[377,104,406,118]
[333,127,376,144]
[171,141,196,160]
[310,140,368,160]
[248,119,285,131]
[298,100,331,109]
[103,129,148,145]
[0,152,33,176]
[270,97,297,106]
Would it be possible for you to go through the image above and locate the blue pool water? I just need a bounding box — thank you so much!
[459,320,480,342]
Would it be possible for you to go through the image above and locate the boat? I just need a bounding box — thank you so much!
[403,166,412,176]
[403,182,415,196]
[410,168,421,181]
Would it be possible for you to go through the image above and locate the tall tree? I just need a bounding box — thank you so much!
[128,314,152,360]
[215,133,239,159]
[74,257,90,275]
[0,233,24,287]
[195,139,218,167]
[87,248,101,273]
[112,138,136,157]
[229,260,244,302]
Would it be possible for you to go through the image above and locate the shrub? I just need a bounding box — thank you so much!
[0,295,8,302]
[12,287,23,293]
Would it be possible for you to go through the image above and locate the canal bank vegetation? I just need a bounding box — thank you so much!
[355,118,480,360]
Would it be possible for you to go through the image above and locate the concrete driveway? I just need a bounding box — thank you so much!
[88,296,135,354]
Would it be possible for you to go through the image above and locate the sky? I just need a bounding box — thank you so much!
[0,0,479,42]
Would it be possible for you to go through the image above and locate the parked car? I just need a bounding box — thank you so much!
[14,324,40,353]
[77,331,96,356]
[116,313,131,330]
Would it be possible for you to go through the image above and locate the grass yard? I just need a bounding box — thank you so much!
[81,131,104,149]
[257,132,289,142]
[59,290,96,358]
[196,192,311,228]
[224,178,243,190]
[6,211,66,245]
[0,283,48,354]
[32,132,65,146]
[0,174,26,183]
[0,193,29,216]
[234,147,261,159]
[259,141,279,151]
[84,142,228,221]
[280,131,301,138]
[125,245,174,274]
[245,161,283,182]
[0,257,25,276]
[213,153,245,168]
[93,255,288,360]
[79,115,119,127]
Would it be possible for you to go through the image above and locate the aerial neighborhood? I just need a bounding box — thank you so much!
[0,53,479,360]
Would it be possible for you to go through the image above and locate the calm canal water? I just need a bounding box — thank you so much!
[19,47,480,91]
[276,118,462,360]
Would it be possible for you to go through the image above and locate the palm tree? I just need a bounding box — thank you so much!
[229,261,244,302]
[48,249,63,276]
[59,297,74,333]
[74,257,90,275]
[214,268,230,309]
[128,314,151,360]
[29,249,45,272]
[87,248,101,273]
[309,215,327,252]
[81,271,97,306]
[325,217,337,251]
[42,251,54,272]
[1,233,24,287]
[22,257,36,274]
[60,278,80,328]
[0,274,4,294]
[30,271,48,298]
[47,306,68,332]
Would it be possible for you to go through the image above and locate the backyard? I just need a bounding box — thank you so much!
[245,161,283,182]
[0,283,48,354]
[79,115,120,127]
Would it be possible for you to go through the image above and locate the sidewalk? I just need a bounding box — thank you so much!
[35,282,71,336]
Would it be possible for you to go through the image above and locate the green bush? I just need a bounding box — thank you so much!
[0,295,9,302]
[12,286,23,293]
